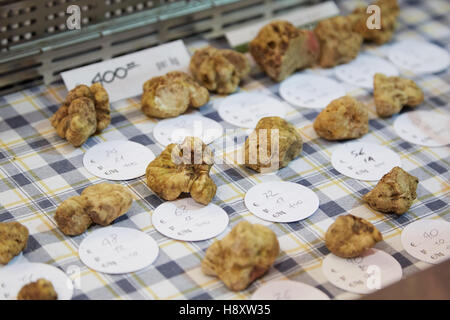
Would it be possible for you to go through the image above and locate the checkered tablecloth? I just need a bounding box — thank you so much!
[0,0,449,300]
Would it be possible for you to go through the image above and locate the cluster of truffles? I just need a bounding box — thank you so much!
[54,183,133,236]
[17,279,58,300]
[0,221,29,265]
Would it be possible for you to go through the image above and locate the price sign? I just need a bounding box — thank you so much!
[61,40,191,102]
[401,219,450,264]
[79,227,159,274]
[83,140,155,180]
[251,280,330,300]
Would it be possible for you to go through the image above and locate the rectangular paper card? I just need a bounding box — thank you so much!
[225,1,339,50]
[61,40,191,102]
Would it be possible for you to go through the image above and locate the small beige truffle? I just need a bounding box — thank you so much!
[325,214,383,258]
[0,221,29,265]
[202,221,279,291]
[17,279,58,300]
[363,166,418,215]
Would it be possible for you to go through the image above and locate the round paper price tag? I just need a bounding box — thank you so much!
[334,55,398,89]
[0,263,74,300]
[401,219,450,264]
[388,40,450,74]
[394,111,450,147]
[218,92,287,128]
[79,227,159,274]
[245,181,319,223]
[279,74,345,109]
[152,198,229,241]
[83,140,155,180]
[153,114,223,146]
[331,142,401,181]
[252,280,330,300]
[322,249,402,294]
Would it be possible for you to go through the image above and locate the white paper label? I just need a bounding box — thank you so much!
[279,74,346,109]
[394,111,450,147]
[0,262,74,300]
[153,113,224,146]
[331,142,401,181]
[218,92,287,128]
[251,280,330,300]
[334,55,399,89]
[322,249,402,294]
[61,40,191,102]
[152,198,229,241]
[83,140,155,180]
[225,1,339,48]
[388,40,450,74]
[401,219,450,264]
[245,182,319,223]
[79,227,159,274]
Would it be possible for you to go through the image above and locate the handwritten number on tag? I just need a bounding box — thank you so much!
[92,62,138,85]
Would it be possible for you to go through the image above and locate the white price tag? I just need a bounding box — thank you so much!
[401,219,450,264]
[153,113,223,146]
[388,40,450,74]
[251,280,330,300]
[394,111,450,147]
[331,142,401,181]
[152,198,229,242]
[61,40,191,102]
[322,249,402,294]
[334,55,399,89]
[83,140,155,180]
[0,263,74,300]
[244,182,319,223]
[218,92,287,128]
[279,74,346,109]
[79,227,159,274]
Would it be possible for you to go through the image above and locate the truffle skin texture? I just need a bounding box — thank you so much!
[90,82,111,132]
[363,166,418,215]
[202,221,279,291]
[189,46,250,94]
[54,196,93,236]
[314,16,363,68]
[249,20,320,82]
[17,279,58,300]
[313,96,369,140]
[325,214,383,258]
[244,116,303,173]
[141,71,210,118]
[146,137,217,205]
[373,73,424,118]
[0,222,29,265]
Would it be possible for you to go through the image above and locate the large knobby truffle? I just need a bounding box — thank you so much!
[0,221,29,265]
[190,46,250,94]
[244,116,303,173]
[202,221,279,291]
[249,20,320,82]
[17,279,58,300]
[363,166,418,215]
[325,214,383,258]
[141,71,209,118]
[146,137,217,205]
[313,96,369,140]
[373,73,424,118]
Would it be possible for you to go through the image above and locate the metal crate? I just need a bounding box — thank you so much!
[0,0,321,96]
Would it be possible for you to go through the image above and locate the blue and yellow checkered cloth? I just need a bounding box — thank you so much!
[0,0,449,300]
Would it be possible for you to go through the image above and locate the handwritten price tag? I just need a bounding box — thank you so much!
[153,113,223,146]
[244,182,319,223]
[401,219,450,264]
[152,198,229,242]
[388,40,450,74]
[251,280,330,300]
[61,40,191,102]
[83,140,155,180]
[331,142,401,181]
[322,249,402,294]
[0,263,74,300]
[79,227,159,274]
[334,55,398,89]
[218,92,287,128]
[394,111,450,147]
[279,74,346,109]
